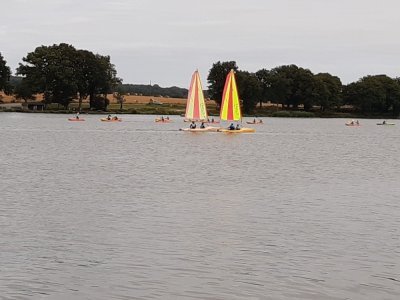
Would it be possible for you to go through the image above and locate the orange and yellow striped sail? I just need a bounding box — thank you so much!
[220,70,241,121]
[185,70,208,121]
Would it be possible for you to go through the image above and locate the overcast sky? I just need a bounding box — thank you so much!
[2,0,400,87]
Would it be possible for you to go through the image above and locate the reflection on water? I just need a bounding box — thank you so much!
[1,113,399,299]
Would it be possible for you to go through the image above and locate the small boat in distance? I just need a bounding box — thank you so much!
[101,118,122,122]
[345,120,360,126]
[377,121,395,125]
[155,116,172,123]
[217,70,255,133]
[246,118,263,125]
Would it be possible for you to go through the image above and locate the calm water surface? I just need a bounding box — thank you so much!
[0,113,399,300]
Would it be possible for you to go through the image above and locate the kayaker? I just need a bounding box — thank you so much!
[190,121,196,129]
[113,116,118,120]
[235,124,241,130]
[161,116,164,121]
[228,123,235,130]
[200,122,205,129]
[211,118,215,123]
[383,120,386,124]
[107,114,111,120]
[75,112,80,120]
[356,120,359,125]
[253,118,256,124]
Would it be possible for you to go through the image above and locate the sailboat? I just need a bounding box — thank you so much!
[180,70,220,132]
[218,70,255,133]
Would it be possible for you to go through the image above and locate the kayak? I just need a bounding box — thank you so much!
[68,118,85,121]
[218,127,256,133]
[377,123,395,125]
[155,118,172,123]
[246,121,263,124]
[101,118,122,122]
[180,127,220,132]
[345,123,360,126]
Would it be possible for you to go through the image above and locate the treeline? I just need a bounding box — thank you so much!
[2,47,400,116]
[119,84,188,98]
[207,61,400,116]
[0,44,120,110]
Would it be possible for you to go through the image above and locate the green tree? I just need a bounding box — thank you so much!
[344,75,400,116]
[268,65,316,110]
[255,68,273,108]
[17,43,79,108]
[313,73,342,111]
[0,52,12,94]
[236,71,261,114]
[207,61,238,107]
[14,78,35,102]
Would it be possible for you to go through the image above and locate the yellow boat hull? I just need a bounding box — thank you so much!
[218,127,255,133]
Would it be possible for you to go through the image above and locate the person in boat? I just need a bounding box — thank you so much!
[350,120,354,125]
[107,114,111,120]
[356,120,359,125]
[235,123,241,130]
[228,123,235,130]
[259,119,263,124]
[190,121,196,129]
[383,120,386,124]
[200,122,205,129]
[161,116,164,122]
[113,115,118,120]
[166,116,169,120]
[211,118,215,123]
[253,118,256,124]
[75,112,80,120]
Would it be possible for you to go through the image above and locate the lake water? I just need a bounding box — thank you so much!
[0,113,399,300]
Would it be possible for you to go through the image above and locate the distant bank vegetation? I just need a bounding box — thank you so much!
[1,44,400,117]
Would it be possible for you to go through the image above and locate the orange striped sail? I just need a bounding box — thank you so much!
[185,70,208,121]
[220,70,241,121]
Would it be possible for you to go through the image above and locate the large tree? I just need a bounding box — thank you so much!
[0,52,12,94]
[255,68,273,108]
[343,75,400,116]
[268,65,316,110]
[17,43,79,108]
[313,73,342,111]
[236,71,261,114]
[207,61,238,107]
[17,43,120,110]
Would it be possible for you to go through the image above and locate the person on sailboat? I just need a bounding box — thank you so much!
[228,123,235,130]
[200,122,205,129]
[190,121,196,129]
